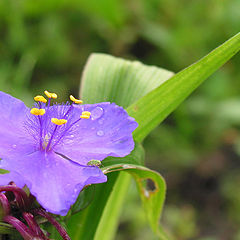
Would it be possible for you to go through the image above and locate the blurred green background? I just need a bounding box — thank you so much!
[0,0,240,239]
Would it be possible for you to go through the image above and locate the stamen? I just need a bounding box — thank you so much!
[51,112,89,148]
[80,115,90,119]
[30,108,46,116]
[51,118,67,125]
[44,90,57,99]
[70,95,83,104]
[51,93,58,99]
[34,95,47,103]
[81,111,91,116]
[80,111,91,119]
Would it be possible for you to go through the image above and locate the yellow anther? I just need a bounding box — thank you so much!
[81,111,91,116]
[44,90,58,99]
[30,108,46,116]
[34,95,47,103]
[44,90,52,98]
[51,93,58,99]
[80,114,90,119]
[51,118,67,125]
[70,95,83,104]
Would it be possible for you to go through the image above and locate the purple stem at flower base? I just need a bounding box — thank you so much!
[0,193,10,216]
[0,186,30,211]
[4,215,35,240]
[34,208,71,240]
[23,213,48,240]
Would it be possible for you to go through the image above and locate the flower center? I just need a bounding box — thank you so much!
[29,90,91,151]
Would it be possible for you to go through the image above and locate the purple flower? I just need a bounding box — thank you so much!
[0,91,137,215]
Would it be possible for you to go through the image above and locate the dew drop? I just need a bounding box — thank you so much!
[91,107,104,120]
[74,188,78,193]
[70,134,74,138]
[97,130,104,136]
[12,144,17,149]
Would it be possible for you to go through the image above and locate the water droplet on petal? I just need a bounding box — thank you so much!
[70,134,74,138]
[12,144,17,149]
[97,130,104,136]
[91,107,104,120]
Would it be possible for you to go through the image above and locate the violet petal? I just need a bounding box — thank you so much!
[1,151,106,215]
[54,103,138,165]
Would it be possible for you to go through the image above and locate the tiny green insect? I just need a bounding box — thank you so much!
[87,160,102,167]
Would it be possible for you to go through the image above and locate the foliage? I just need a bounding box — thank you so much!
[67,32,239,240]
[0,1,240,239]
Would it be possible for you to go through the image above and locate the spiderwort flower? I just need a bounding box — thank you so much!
[0,91,137,215]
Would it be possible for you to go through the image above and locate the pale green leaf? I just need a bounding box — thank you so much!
[80,53,173,107]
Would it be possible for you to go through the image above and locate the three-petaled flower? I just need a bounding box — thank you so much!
[0,91,137,215]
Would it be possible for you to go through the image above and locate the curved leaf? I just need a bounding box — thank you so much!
[67,143,145,240]
[100,164,168,240]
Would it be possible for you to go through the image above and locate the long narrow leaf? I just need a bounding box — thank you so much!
[127,32,240,142]
[93,172,131,240]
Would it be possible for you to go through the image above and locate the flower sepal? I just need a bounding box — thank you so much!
[0,183,71,240]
